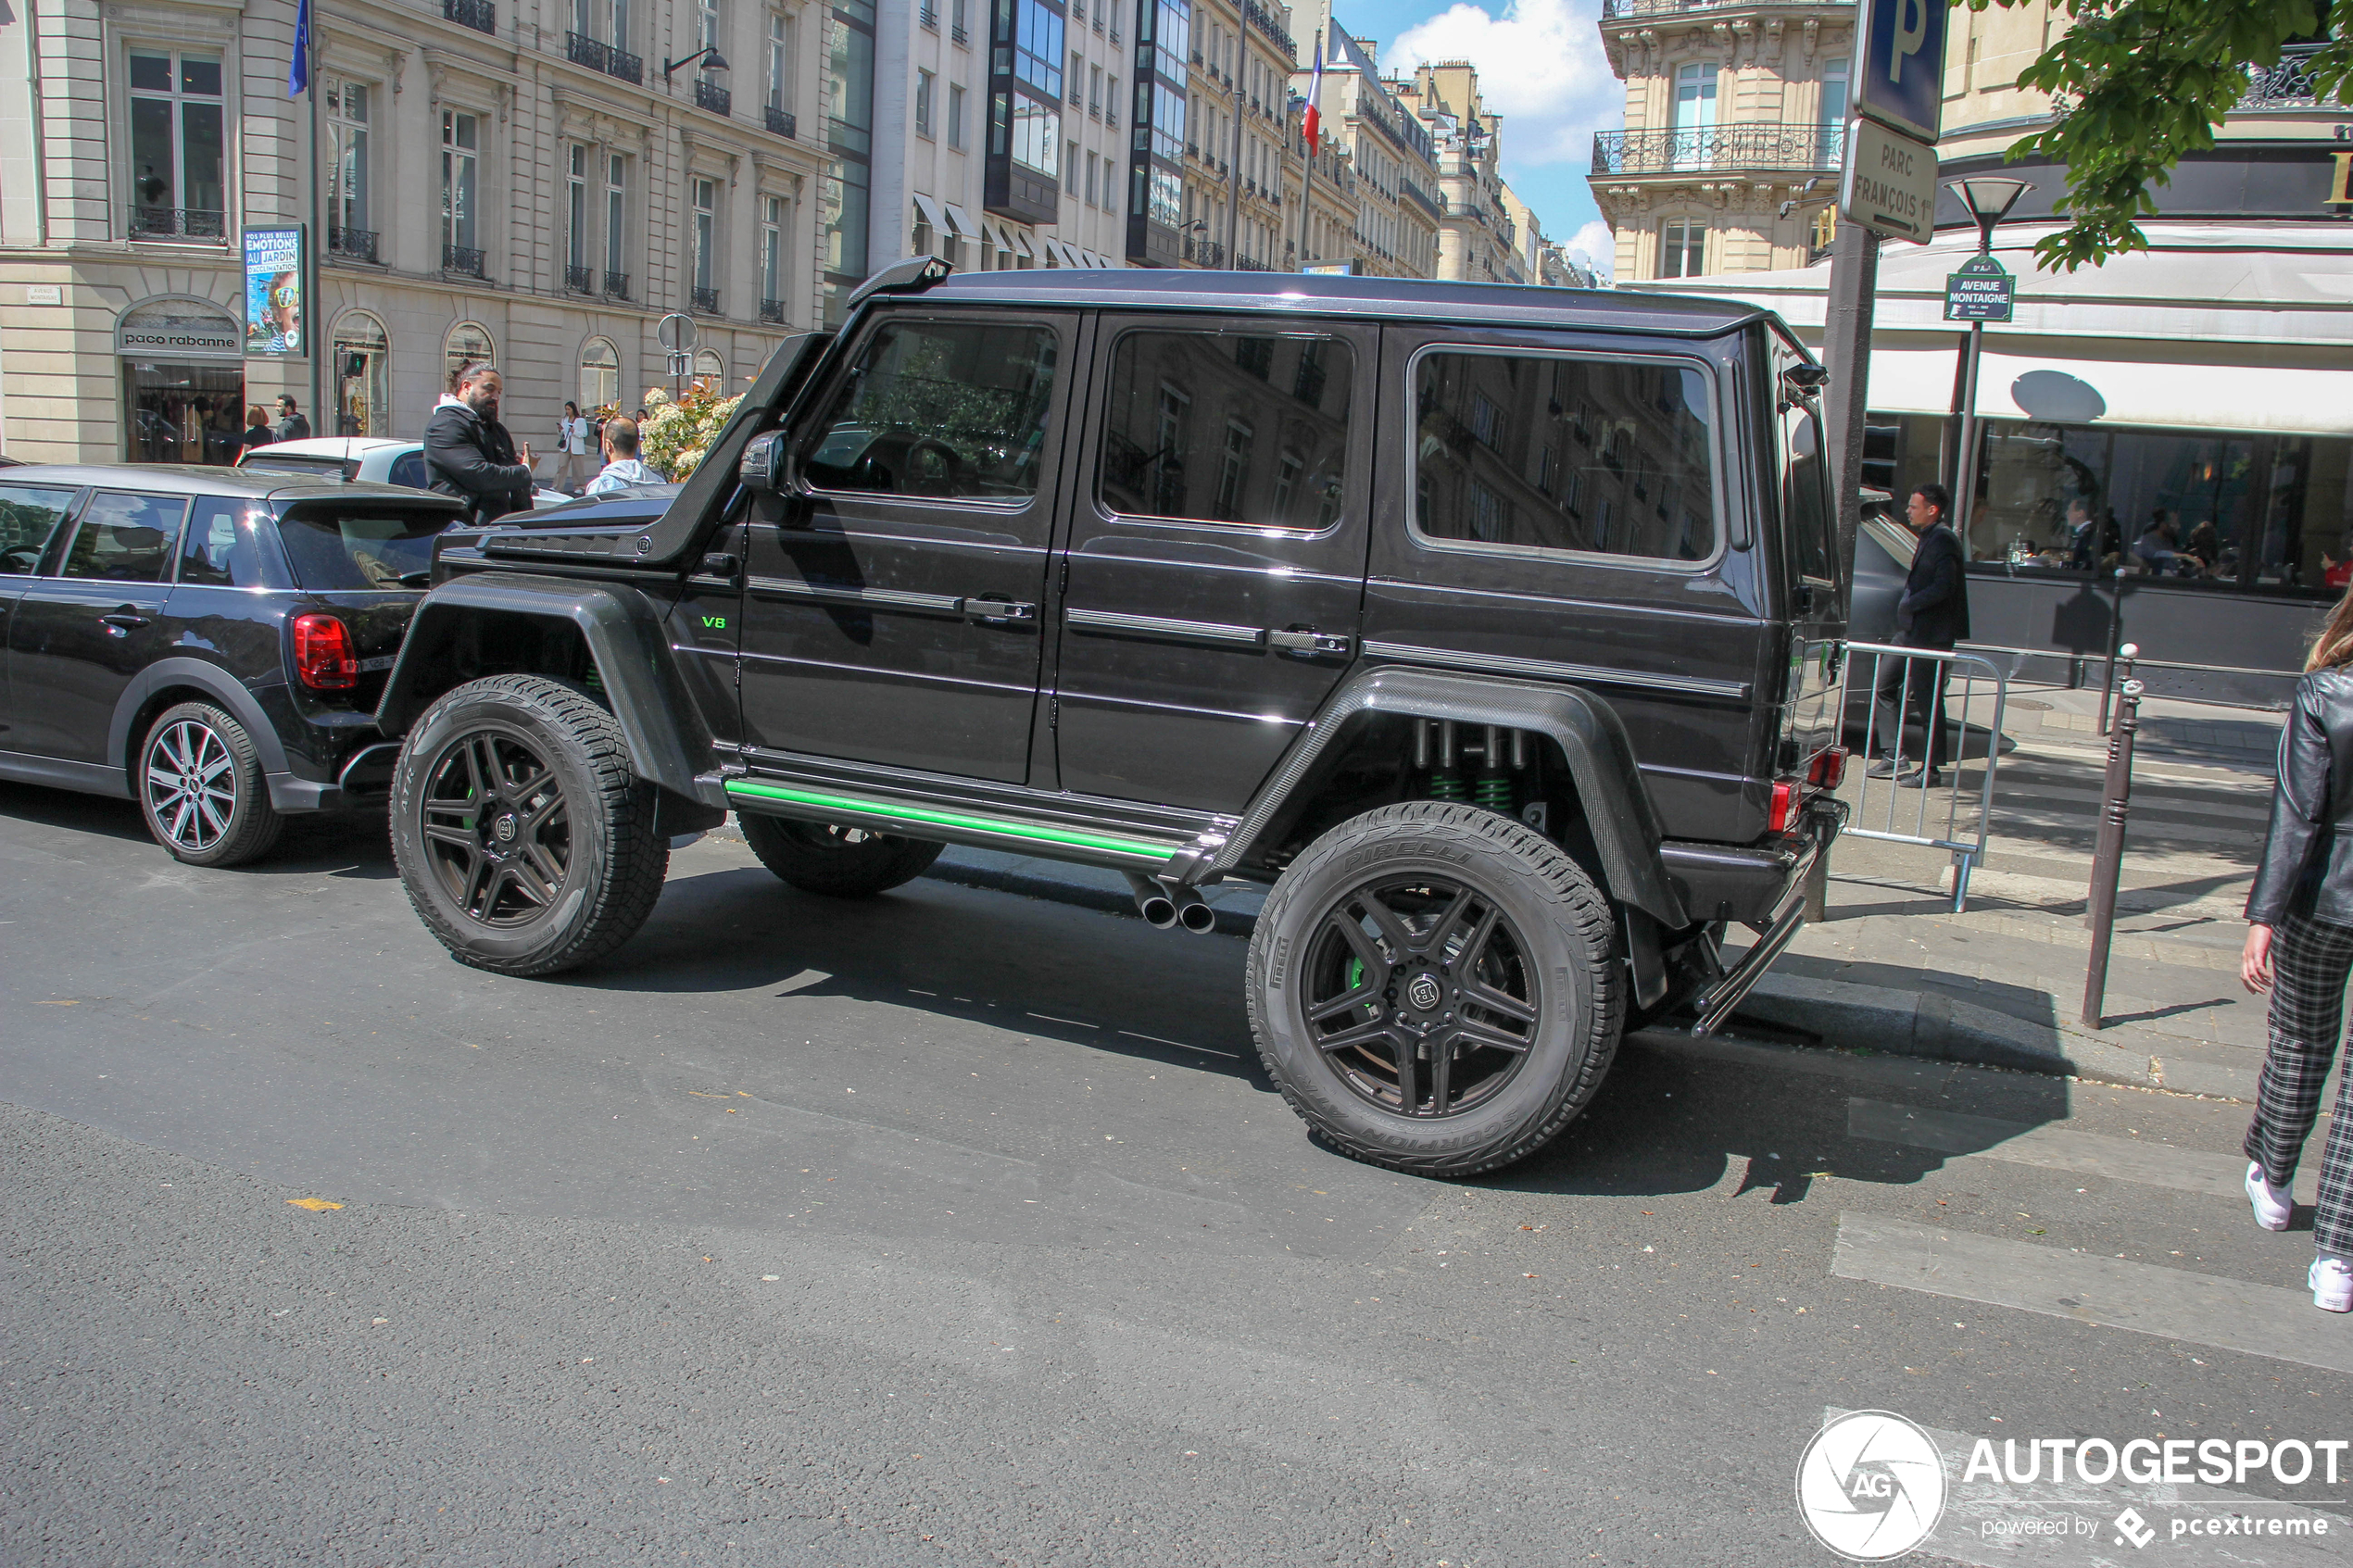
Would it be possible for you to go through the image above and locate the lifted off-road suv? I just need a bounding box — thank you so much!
[374,261,1847,1177]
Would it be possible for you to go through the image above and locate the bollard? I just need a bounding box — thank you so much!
[2100,636,2138,737]
[2082,677,2145,1030]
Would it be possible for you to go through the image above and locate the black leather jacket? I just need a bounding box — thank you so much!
[423,401,533,526]
[2247,667,2353,926]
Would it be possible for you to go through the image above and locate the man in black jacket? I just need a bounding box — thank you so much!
[424,361,534,526]
[272,395,311,444]
[1869,481,1971,785]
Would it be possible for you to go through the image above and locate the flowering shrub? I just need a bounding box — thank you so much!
[637,383,743,481]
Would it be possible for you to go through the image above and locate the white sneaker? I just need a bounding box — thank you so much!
[2248,1162,2294,1231]
[2312,1257,2353,1313]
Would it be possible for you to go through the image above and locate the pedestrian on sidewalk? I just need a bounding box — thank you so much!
[2240,588,2353,1311]
[1868,481,1970,788]
[585,417,661,495]
[272,395,311,444]
[423,360,535,526]
[556,402,592,494]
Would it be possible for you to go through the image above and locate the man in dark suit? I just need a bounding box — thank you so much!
[1869,481,1971,786]
[424,360,535,526]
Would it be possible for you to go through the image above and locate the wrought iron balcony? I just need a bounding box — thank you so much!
[443,0,495,35]
[1240,0,1295,61]
[1234,255,1270,271]
[1183,235,1223,268]
[2243,44,2336,108]
[566,31,644,83]
[760,297,786,323]
[442,243,485,276]
[1591,121,1843,175]
[603,270,631,300]
[951,24,968,43]
[919,3,937,27]
[129,206,226,241]
[695,78,731,116]
[565,264,595,294]
[1602,0,1850,16]
[765,106,797,138]
[327,225,379,261]
[691,285,721,314]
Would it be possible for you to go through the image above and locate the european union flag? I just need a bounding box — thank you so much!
[288,0,310,97]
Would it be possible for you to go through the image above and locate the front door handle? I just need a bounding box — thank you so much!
[1268,626,1352,658]
[99,611,150,634]
[964,596,1038,626]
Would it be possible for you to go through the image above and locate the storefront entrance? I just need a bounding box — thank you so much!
[117,297,245,465]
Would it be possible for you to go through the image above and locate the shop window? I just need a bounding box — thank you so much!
[446,321,496,388]
[580,337,621,412]
[333,311,390,437]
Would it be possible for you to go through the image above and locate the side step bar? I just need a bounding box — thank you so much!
[1687,884,1807,1039]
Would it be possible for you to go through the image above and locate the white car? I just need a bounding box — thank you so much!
[236,436,570,509]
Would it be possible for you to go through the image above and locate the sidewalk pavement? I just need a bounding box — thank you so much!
[714,678,2296,1101]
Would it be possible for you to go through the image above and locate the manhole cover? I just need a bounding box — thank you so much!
[2007,697,2054,711]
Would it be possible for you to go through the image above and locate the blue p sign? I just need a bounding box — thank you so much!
[1855,0,1947,144]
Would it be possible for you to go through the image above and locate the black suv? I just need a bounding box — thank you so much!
[373,264,1847,1176]
[0,466,462,864]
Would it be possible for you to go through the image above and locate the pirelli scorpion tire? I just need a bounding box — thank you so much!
[1246,801,1625,1178]
[736,813,944,897]
[390,674,671,977]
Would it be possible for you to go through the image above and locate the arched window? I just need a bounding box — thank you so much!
[692,347,724,389]
[579,337,620,411]
[332,310,390,437]
[445,320,495,390]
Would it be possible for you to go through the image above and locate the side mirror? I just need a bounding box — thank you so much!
[738,428,790,495]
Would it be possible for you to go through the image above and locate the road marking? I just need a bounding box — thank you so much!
[1849,1098,2320,1203]
[1831,1212,2353,1376]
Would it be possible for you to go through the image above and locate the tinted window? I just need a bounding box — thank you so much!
[800,319,1057,500]
[61,492,187,582]
[1784,405,1835,585]
[1413,352,1717,563]
[1099,330,1353,531]
[0,483,79,573]
[276,506,452,589]
[388,451,431,490]
[179,497,285,589]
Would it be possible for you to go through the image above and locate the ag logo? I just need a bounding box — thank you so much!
[1795,1410,1946,1561]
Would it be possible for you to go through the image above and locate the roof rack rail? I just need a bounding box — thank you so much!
[845,254,954,312]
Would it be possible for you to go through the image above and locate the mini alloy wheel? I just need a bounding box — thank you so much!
[1302,876,1540,1119]
[136,700,283,867]
[418,730,573,926]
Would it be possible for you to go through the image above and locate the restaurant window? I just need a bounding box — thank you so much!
[1098,330,1355,531]
[128,50,225,236]
[1414,350,1717,562]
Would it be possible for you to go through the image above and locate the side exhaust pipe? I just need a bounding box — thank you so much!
[1171,886,1216,935]
[1124,872,1179,929]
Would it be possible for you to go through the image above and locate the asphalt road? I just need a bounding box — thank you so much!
[4,783,2350,1567]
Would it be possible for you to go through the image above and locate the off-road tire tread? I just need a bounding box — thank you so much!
[1247,800,1623,1178]
[736,812,944,897]
[141,701,284,868]
[391,674,668,976]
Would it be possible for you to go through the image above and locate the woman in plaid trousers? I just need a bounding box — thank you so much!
[2242,591,2353,1311]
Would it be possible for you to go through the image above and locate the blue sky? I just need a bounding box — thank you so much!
[1321,0,1622,275]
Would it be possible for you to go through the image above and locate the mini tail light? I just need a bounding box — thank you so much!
[1768,781,1795,834]
[1807,746,1850,789]
[292,613,359,691]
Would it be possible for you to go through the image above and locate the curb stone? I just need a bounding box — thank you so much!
[705,817,2256,1100]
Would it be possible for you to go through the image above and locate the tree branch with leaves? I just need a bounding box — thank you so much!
[1969,0,2347,270]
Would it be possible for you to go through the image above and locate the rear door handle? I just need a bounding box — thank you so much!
[99,612,149,634]
[1268,626,1352,658]
[964,596,1038,625]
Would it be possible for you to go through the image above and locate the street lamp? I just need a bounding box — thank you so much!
[1944,175,2032,543]
[661,44,729,81]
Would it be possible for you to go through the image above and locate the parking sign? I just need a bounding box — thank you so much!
[1853,0,1947,144]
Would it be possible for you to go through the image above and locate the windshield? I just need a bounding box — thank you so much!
[275,504,453,589]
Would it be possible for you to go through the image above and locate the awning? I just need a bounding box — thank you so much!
[1006,226,1034,258]
[1858,344,2353,437]
[1043,238,1077,268]
[912,193,949,238]
[943,203,975,239]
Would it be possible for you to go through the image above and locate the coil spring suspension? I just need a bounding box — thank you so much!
[1426,768,1468,801]
[1474,771,1515,813]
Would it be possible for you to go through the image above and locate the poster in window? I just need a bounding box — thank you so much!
[244,226,307,357]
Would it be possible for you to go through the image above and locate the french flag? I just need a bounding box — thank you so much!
[1302,39,1325,155]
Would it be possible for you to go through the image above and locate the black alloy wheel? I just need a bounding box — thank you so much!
[137,700,283,867]
[418,730,572,926]
[1302,876,1540,1119]
[737,811,944,897]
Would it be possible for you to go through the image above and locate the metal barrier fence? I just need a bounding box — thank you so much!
[1835,642,2010,911]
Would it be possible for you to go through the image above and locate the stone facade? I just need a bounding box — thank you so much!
[0,0,826,467]
[1393,60,1514,285]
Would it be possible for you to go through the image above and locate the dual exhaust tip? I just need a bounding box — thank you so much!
[1126,873,1218,935]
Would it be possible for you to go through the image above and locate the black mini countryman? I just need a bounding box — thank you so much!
[0,466,463,865]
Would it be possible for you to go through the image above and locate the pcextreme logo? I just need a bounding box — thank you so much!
[1796,1410,1948,1562]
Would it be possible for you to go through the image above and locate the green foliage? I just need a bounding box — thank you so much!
[1969,0,2349,270]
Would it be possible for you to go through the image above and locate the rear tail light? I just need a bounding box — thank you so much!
[1807,746,1849,789]
[1768,781,1795,834]
[292,613,358,691]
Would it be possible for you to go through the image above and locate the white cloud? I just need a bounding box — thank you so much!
[1564,218,1616,282]
[1388,0,1623,246]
